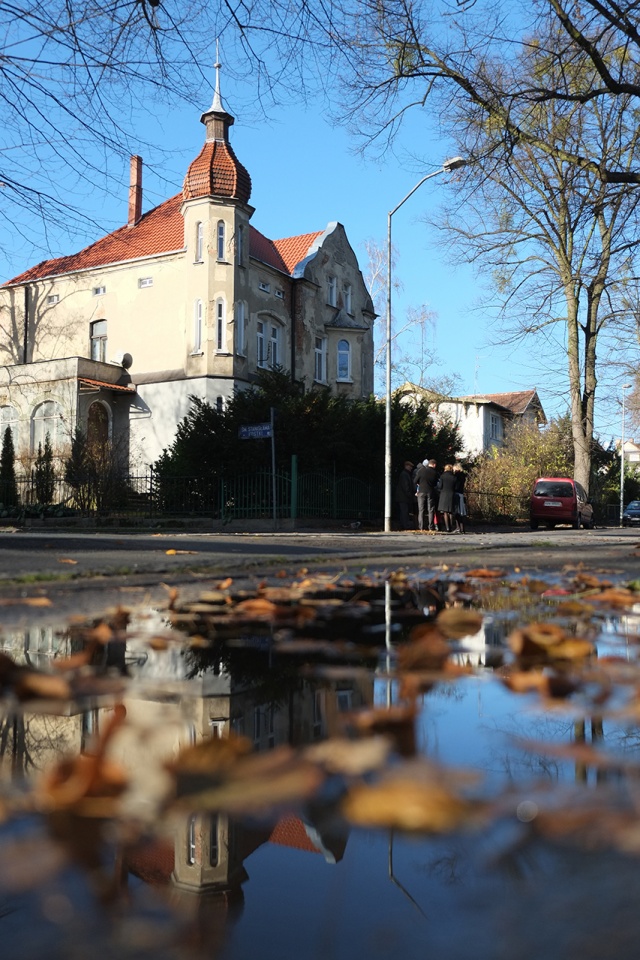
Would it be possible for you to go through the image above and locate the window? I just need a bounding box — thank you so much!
[336,689,353,712]
[235,301,246,356]
[210,815,219,867]
[337,339,351,381]
[47,294,59,305]
[31,400,63,452]
[237,224,245,265]
[90,320,107,362]
[314,336,327,382]
[0,406,19,449]
[268,324,279,368]
[216,299,225,351]
[490,414,502,440]
[253,706,261,744]
[138,277,153,288]
[327,276,337,307]
[343,282,352,313]
[187,815,197,865]
[259,280,270,293]
[193,300,203,353]
[217,220,225,261]
[313,689,323,738]
[216,396,224,413]
[275,289,284,300]
[195,221,204,262]
[92,285,106,297]
[257,321,266,367]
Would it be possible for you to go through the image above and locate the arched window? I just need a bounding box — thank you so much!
[195,221,204,262]
[193,299,203,353]
[217,220,225,261]
[90,319,107,362]
[235,301,246,356]
[216,299,225,351]
[337,339,351,381]
[0,406,19,450]
[31,400,63,453]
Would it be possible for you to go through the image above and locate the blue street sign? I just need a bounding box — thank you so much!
[239,422,272,439]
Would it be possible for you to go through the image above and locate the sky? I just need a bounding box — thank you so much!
[0,64,606,437]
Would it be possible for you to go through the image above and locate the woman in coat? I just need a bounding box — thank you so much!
[453,463,468,533]
[437,464,456,533]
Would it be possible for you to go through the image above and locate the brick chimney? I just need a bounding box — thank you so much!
[128,155,143,228]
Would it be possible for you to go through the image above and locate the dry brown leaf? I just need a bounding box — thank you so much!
[464,568,505,579]
[436,607,483,640]
[168,734,253,776]
[342,778,475,832]
[502,670,550,694]
[0,596,53,608]
[165,549,199,556]
[556,600,595,617]
[234,597,289,619]
[508,622,567,654]
[398,629,451,672]
[588,588,638,608]
[346,704,416,757]
[304,736,391,776]
[57,557,78,565]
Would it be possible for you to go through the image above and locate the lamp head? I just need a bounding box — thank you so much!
[623,383,632,389]
[443,156,467,173]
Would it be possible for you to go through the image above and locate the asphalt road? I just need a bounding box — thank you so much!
[0,524,638,630]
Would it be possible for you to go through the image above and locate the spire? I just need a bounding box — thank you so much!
[200,40,234,142]
[183,43,252,204]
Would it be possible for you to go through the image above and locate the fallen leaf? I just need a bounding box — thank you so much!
[436,607,483,640]
[217,577,233,590]
[464,568,505,579]
[57,558,78,565]
[304,736,391,776]
[342,777,476,833]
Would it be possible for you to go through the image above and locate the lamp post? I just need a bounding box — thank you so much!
[620,383,632,527]
[384,157,467,532]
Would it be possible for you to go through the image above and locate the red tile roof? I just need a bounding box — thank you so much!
[183,140,251,204]
[78,378,136,392]
[269,815,323,854]
[5,195,185,285]
[473,390,540,415]
[4,197,323,285]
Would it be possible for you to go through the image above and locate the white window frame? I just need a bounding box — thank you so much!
[259,280,270,293]
[314,336,327,383]
[275,289,284,300]
[490,413,501,441]
[235,301,246,356]
[90,319,107,362]
[193,299,203,354]
[0,406,19,450]
[343,282,352,314]
[92,285,106,297]
[257,321,267,368]
[216,299,225,352]
[327,276,337,307]
[195,221,204,262]
[217,220,225,261]
[31,400,64,453]
[47,294,59,305]
[337,338,351,381]
[268,324,280,368]
[138,277,153,288]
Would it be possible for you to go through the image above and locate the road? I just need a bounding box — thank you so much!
[0,524,638,630]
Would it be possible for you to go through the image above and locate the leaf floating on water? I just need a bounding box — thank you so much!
[169,734,253,778]
[508,622,594,660]
[342,777,478,833]
[464,568,505,579]
[436,607,483,640]
[304,736,391,776]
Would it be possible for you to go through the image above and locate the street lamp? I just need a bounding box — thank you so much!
[384,157,467,532]
[620,383,632,527]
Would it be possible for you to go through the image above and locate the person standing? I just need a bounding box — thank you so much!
[395,460,416,530]
[437,464,457,533]
[453,463,468,533]
[414,459,439,532]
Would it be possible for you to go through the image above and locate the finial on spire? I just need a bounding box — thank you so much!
[210,38,224,113]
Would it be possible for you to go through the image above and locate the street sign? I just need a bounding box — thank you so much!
[239,422,272,439]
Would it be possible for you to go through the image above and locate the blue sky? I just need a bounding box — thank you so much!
[0,71,574,430]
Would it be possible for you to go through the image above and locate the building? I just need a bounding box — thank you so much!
[397,384,546,458]
[0,68,375,473]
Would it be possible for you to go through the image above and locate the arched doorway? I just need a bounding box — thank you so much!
[87,402,109,448]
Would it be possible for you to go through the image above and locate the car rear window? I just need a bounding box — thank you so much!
[534,481,574,498]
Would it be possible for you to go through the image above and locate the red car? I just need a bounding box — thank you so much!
[530,477,594,530]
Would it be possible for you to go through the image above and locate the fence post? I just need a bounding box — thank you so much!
[332,462,337,518]
[148,466,154,518]
[291,455,298,520]
[220,474,225,523]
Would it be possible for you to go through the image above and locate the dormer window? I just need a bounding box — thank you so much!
[327,276,337,307]
[195,221,204,262]
[217,220,225,261]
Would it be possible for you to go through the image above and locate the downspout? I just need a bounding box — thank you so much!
[290,281,296,384]
[22,286,29,364]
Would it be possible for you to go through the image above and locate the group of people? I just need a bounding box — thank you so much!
[395,458,468,533]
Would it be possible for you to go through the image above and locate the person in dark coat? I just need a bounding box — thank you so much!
[453,463,468,533]
[414,459,439,531]
[437,464,457,533]
[395,460,416,530]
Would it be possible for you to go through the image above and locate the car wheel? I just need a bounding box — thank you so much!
[572,514,581,530]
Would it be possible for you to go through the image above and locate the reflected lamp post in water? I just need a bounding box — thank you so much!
[620,383,632,527]
[384,157,467,532]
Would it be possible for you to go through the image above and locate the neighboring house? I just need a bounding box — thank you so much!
[0,70,375,472]
[397,384,546,458]
[620,439,640,464]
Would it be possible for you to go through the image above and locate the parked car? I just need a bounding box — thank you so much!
[622,501,640,526]
[530,477,594,530]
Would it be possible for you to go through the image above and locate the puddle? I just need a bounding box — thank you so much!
[1,566,640,959]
